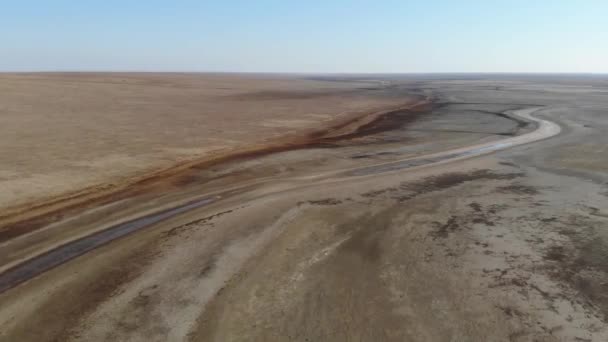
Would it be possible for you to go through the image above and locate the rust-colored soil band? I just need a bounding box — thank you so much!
[0,97,432,242]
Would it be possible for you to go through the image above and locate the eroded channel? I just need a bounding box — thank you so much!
[0,106,560,294]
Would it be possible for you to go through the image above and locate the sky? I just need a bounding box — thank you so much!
[1,0,607,73]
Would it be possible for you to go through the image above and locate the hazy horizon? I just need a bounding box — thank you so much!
[2,0,607,73]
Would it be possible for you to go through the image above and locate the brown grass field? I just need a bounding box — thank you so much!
[0,73,413,225]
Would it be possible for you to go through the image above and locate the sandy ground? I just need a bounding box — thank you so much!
[1,74,608,341]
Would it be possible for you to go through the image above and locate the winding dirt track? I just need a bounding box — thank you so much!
[0,106,561,294]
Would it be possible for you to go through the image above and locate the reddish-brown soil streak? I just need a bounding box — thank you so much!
[0,97,431,242]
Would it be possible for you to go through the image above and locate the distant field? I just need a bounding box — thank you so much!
[0,73,407,215]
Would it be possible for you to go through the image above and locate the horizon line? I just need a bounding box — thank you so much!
[1,70,607,76]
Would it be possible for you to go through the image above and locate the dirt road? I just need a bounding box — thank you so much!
[1,75,608,342]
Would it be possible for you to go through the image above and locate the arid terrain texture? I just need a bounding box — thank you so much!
[1,73,608,341]
[0,73,409,227]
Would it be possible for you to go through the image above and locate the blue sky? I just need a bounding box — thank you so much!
[1,0,607,73]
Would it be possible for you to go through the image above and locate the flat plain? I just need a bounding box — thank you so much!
[2,73,608,342]
[0,73,408,224]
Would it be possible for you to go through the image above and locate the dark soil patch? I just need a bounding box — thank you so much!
[544,245,568,262]
[546,214,608,320]
[469,202,482,212]
[397,170,523,202]
[306,198,343,206]
[361,169,523,202]
[498,161,518,167]
[431,216,460,239]
[496,184,539,196]
[313,100,432,144]
[361,188,397,198]
[472,109,532,132]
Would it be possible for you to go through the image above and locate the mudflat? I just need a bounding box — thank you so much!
[3,74,608,342]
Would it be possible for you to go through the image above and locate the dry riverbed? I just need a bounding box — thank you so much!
[1,74,608,341]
